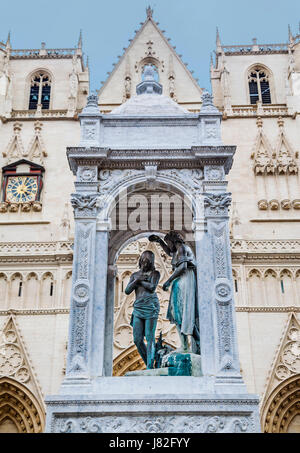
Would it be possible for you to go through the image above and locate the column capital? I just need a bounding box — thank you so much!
[203,192,232,218]
[71,193,101,219]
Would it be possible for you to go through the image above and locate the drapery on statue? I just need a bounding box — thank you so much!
[124,250,160,369]
[149,232,200,355]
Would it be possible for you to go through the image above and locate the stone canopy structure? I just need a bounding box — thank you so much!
[45,69,260,433]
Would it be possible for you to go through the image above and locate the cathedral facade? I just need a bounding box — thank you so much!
[0,9,300,433]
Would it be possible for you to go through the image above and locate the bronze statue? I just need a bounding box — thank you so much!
[124,250,160,369]
[149,231,200,355]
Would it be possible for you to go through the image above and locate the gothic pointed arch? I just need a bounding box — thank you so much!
[246,63,275,104]
[261,313,300,432]
[113,345,145,376]
[0,378,44,432]
[0,316,45,432]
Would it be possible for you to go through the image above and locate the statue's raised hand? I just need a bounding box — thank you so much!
[149,234,161,243]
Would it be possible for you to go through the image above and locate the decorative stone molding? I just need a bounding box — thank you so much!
[76,166,97,183]
[263,375,300,433]
[292,199,300,209]
[281,199,292,210]
[204,165,225,181]
[70,193,100,218]
[258,199,268,210]
[55,414,254,433]
[269,199,280,210]
[0,201,43,214]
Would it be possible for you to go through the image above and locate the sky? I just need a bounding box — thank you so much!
[1,0,300,92]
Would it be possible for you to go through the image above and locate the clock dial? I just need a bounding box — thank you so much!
[6,176,38,203]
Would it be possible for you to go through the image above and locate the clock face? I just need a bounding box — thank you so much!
[6,176,38,203]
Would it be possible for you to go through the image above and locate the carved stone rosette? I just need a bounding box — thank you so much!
[203,192,242,380]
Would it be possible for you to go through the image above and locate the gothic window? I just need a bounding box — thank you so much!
[248,67,271,104]
[29,72,51,110]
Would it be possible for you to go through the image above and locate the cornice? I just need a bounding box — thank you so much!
[0,308,70,315]
[236,306,300,313]
[66,145,236,175]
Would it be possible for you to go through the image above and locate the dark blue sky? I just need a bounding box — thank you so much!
[1,0,299,91]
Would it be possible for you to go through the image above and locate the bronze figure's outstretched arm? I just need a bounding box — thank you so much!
[148,234,172,256]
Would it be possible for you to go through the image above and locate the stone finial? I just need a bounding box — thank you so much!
[136,65,162,95]
[288,24,294,44]
[202,91,214,107]
[81,93,100,115]
[6,31,11,49]
[200,91,221,115]
[78,30,83,49]
[146,6,153,18]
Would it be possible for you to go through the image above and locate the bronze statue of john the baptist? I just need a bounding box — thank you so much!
[124,250,160,369]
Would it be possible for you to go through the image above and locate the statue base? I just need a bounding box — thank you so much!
[126,352,202,377]
[45,376,261,433]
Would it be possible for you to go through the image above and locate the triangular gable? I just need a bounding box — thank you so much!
[2,123,26,164]
[27,122,47,165]
[98,10,202,111]
[251,118,275,174]
[0,315,44,409]
[2,159,45,172]
[275,118,298,174]
[261,313,300,409]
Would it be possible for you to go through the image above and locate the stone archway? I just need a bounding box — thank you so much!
[0,378,45,433]
[113,345,145,376]
[262,375,300,433]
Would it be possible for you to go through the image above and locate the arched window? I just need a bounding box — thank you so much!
[248,67,271,105]
[29,72,51,110]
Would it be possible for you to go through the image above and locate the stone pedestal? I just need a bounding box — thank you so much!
[45,377,260,433]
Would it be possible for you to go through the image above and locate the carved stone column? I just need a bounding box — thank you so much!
[62,192,100,387]
[203,191,244,387]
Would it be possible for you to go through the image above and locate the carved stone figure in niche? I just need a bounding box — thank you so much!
[149,231,200,355]
[124,76,131,98]
[124,250,160,369]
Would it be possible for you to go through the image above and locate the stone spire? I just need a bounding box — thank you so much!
[78,30,83,49]
[216,27,222,53]
[136,65,162,95]
[288,24,294,44]
[146,6,153,18]
[6,31,11,49]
